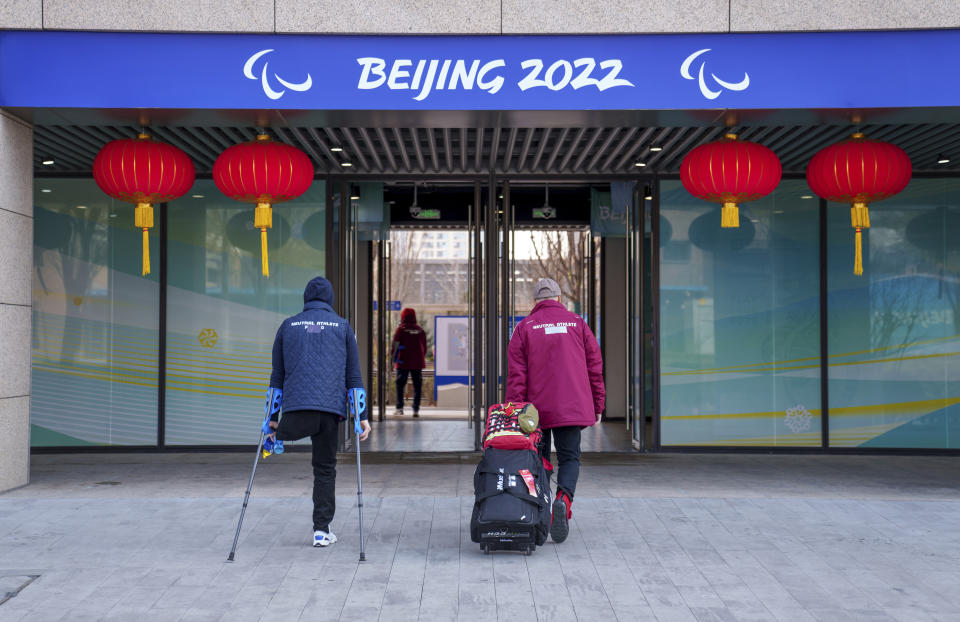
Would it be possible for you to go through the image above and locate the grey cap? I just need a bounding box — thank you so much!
[533,277,562,300]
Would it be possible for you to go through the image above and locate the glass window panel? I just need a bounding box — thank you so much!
[164,180,326,445]
[32,178,160,446]
[659,179,822,446]
[827,178,960,448]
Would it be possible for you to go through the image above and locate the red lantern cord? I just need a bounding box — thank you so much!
[213,134,314,277]
[92,133,195,276]
[680,133,782,229]
[807,132,912,275]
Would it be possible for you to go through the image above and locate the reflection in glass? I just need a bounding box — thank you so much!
[164,180,327,445]
[827,179,960,448]
[659,180,822,446]
[32,179,159,446]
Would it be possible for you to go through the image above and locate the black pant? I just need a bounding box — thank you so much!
[396,369,422,412]
[275,410,341,532]
[538,426,582,498]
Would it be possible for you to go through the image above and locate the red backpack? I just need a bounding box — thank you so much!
[483,402,542,451]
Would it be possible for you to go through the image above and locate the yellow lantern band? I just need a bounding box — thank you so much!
[851,202,870,229]
[255,202,272,277]
[721,202,739,228]
[134,202,153,276]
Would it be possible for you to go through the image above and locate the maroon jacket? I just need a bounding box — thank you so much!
[393,308,427,370]
[506,300,605,429]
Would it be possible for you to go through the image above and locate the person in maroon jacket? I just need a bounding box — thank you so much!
[391,308,428,417]
[506,277,605,544]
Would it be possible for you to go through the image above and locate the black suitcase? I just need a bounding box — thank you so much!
[470,447,551,555]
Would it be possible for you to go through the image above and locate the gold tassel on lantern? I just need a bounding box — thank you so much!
[851,202,870,276]
[254,202,273,277]
[721,202,739,228]
[134,202,154,276]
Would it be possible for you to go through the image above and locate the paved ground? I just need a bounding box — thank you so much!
[1,453,959,621]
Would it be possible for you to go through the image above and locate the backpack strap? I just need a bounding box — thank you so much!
[477,483,547,510]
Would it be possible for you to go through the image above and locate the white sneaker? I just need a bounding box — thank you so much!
[313,530,338,547]
[394,408,404,416]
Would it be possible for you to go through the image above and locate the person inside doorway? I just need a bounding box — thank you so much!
[266,276,371,547]
[392,307,428,417]
[506,277,605,544]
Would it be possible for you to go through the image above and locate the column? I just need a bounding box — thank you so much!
[0,109,33,492]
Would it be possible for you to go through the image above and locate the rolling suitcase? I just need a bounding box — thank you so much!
[470,445,551,554]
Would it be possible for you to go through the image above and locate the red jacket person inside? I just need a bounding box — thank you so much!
[505,277,605,544]
[392,308,427,417]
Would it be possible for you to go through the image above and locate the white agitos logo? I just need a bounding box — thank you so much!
[243,49,313,100]
[680,48,749,100]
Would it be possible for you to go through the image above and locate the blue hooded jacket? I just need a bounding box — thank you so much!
[270,276,366,420]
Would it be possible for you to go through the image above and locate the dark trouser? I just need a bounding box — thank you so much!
[538,426,582,498]
[275,410,341,532]
[396,369,423,412]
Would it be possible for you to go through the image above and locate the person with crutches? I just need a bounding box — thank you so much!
[264,275,371,547]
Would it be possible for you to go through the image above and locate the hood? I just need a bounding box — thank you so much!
[401,308,417,324]
[303,276,335,306]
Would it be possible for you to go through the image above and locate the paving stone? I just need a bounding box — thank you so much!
[0,454,959,620]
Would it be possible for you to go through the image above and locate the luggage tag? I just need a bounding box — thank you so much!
[519,469,537,497]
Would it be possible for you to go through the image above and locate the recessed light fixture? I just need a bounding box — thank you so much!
[41,188,52,193]
[634,162,646,167]
[774,210,784,214]
[498,194,504,199]
[192,194,204,199]
[341,162,352,167]
[649,146,663,152]
[109,214,117,218]
[349,195,360,200]
[41,159,55,166]
[751,219,760,223]
[938,154,950,164]
[644,194,653,200]
[76,205,87,210]
[801,195,814,199]
[330,146,344,152]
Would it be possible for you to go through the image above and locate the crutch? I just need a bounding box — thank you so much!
[348,388,367,562]
[227,387,282,562]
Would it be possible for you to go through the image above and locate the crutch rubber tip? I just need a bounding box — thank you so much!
[359,553,366,562]
[227,553,235,562]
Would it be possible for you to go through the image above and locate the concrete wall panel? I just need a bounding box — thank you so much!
[0,112,33,219]
[0,397,29,491]
[276,0,500,34]
[42,0,274,33]
[0,304,31,398]
[0,208,32,307]
[731,0,960,32]
[0,0,41,29]
[502,0,728,34]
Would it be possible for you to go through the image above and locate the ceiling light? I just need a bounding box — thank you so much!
[341,162,352,167]
[109,214,117,218]
[350,195,360,200]
[774,210,784,214]
[191,194,204,199]
[41,159,55,166]
[498,194,504,199]
[76,205,87,210]
[649,146,662,152]
[634,162,646,167]
[644,194,653,200]
[751,219,760,223]
[41,188,52,193]
[938,154,950,164]
[330,146,344,152]
[800,195,814,199]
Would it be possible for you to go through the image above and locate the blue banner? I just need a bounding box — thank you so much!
[1,30,960,110]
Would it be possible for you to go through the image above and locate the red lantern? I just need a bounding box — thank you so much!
[807,133,912,275]
[213,134,314,277]
[92,133,195,275]
[680,133,782,228]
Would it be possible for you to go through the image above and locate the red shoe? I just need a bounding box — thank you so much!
[551,490,572,543]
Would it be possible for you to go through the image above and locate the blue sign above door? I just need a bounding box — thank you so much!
[1,30,959,110]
